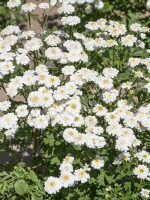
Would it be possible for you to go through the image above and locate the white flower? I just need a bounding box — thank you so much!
[19,30,36,39]
[63,128,78,143]
[135,150,150,163]
[45,47,62,60]
[62,65,75,75]
[106,123,122,136]
[74,133,86,146]
[7,0,21,9]
[0,101,11,111]
[64,40,83,53]
[95,0,104,9]
[103,89,119,103]
[65,100,81,114]
[91,158,104,169]
[85,21,99,30]
[63,156,74,164]
[0,25,21,36]
[103,67,119,78]
[58,4,75,14]
[41,93,54,108]
[1,113,18,130]
[121,81,132,89]
[60,172,75,188]
[85,116,98,127]
[140,188,150,199]
[93,104,108,117]
[44,34,61,46]
[61,16,80,26]
[4,35,18,46]
[67,51,81,62]
[6,84,18,98]
[130,23,141,32]
[16,54,30,65]
[146,0,150,9]
[59,163,73,173]
[39,3,50,9]
[128,57,141,67]
[30,109,41,117]
[85,4,92,14]
[24,38,43,52]
[74,168,90,183]
[133,165,149,179]
[121,35,137,47]
[105,112,120,124]
[97,76,113,90]
[21,3,37,13]
[53,86,69,100]
[0,61,15,75]
[15,105,29,118]
[28,91,42,107]
[44,177,62,194]
[34,115,49,129]
[115,136,133,152]
[44,75,60,88]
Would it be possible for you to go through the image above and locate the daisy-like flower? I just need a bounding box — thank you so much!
[93,104,108,116]
[15,105,29,118]
[39,3,50,9]
[21,3,37,13]
[128,57,141,67]
[34,115,49,129]
[133,165,149,179]
[60,172,75,188]
[85,116,98,127]
[44,177,62,194]
[91,158,104,169]
[0,100,11,112]
[61,16,81,26]
[121,81,132,89]
[140,188,150,199]
[7,0,21,8]
[62,65,75,75]
[45,47,62,60]
[135,150,150,163]
[74,168,90,183]
[28,91,41,107]
[63,128,78,143]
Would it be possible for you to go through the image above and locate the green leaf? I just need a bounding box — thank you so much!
[51,157,60,165]
[73,145,82,151]
[44,135,54,146]
[97,170,105,186]
[133,50,149,57]
[31,194,43,200]
[28,170,38,182]
[124,182,131,191]
[0,182,7,194]
[117,72,131,81]
[14,180,28,196]
[105,175,114,184]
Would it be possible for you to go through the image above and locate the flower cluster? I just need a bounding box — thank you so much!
[0,1,150,199]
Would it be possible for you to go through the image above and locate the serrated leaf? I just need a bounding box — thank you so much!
[31,194,43,200]
[105,175,114,184]
[14,180,28,196]
[51,157,60,165]
[28,170,38,182]
[97,170,105,186]
[124,182,131,191]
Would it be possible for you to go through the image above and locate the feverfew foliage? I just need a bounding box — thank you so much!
[0,0,150,199]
